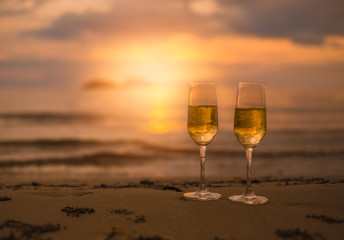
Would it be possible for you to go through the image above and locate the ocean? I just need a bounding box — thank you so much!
[0,85,343,184]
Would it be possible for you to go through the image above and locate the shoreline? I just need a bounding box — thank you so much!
[1,179,344,240]
[1,175,343,188]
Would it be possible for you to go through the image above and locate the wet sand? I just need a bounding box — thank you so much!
[0,179,344,240]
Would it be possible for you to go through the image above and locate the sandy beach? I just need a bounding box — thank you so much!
[1,179,343,240]
[2,0,344,239]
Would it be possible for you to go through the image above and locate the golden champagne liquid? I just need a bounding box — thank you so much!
[234,108,266,148]
[188,105,218,146]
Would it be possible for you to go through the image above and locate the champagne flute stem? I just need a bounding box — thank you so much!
[199,145,207,191]
[245,148,253,195]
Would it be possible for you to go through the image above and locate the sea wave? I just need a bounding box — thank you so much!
[0,139,109,147]
[0,152,152,167]
[0,150,343,168]
[1,111,344,133]
[0,139,186,152]
[269,106,344,114]
[0,138,343,156]
[0,138,343,168]
[0,112,101,124]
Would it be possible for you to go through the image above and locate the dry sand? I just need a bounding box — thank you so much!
[0,179,344,240]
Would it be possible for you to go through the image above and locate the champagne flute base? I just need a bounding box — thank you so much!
[183,190,222,201]
[229,194,268,205]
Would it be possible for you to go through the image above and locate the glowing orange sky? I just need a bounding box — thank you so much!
[0,0,344,134]
[0,0,344,90]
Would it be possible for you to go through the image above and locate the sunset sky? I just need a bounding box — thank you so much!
[1,0,343,91]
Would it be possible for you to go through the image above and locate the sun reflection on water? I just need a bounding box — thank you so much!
[142,85,185,134]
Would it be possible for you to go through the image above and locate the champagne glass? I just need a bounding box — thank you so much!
[184,81,222,201]
[229,82,268,204]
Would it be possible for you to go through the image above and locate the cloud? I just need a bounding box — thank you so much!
[26,0,344,44]
[32,0,205,39]
[218,0,344,44]
[0,60,92,88]
[84,77,150,91]
[84,78,116,90]
[0,0,42,16]
[196,61,344,91]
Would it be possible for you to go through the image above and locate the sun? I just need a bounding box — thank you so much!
[125,60,179,84]
[92,37,197,85]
